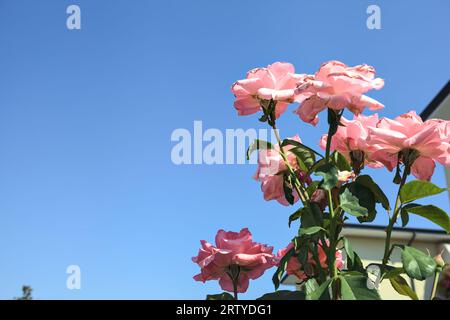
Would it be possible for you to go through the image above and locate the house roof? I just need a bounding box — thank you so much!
[342,223,450,242]
[344,223,446,235]
[420,80,450,120]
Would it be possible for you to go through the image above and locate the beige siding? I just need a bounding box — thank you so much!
[283,230,450,300]
[345,235,439,300]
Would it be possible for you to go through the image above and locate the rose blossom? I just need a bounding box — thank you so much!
[319,114,383,173]
[192,228,276,293]
[294,61,384,125]
[277,241,344,281]
[231,62,305,118]
[368,111,450,180]
[253,135,310,206]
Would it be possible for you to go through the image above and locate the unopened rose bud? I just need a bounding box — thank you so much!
[434,253,445,268]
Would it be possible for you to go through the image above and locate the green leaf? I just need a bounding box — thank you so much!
[258,113,269,123]
[355,175,390,210]
[300,204,323,228]
[401,246,437,280]
[290,147,316,171]
[206,292,235,300]
[400,180,447,204]
[259,99,276,126]
[256,290,305,300]
[288,207,306,227]
[304,278,330,300]
[292,236,307,251]
[283,174,295,205]
[382,267,405,280]
[306,181,320,197]
[339,276,356,300]
[346,252,366,274]
[308,158,327,175]
[389,275,419,300]
[307,278,332,300]
[345,176,388,223]
[296,241,309,264]
[339,188,369,217]
[281,139,323,158]
[292,154,308,172]
[299,226,325,236]
[403,204,450,233]
[343,237,355,263]
[339,275,381,300]
[340,270,367,277]
[304,278,319,299]
[246,139,273,160]
[332,151,352,171]
[314,163,338,190]
[272,246,295,289]
[400,208,410,227]
[393,163,402,184]
[345,182,376,222]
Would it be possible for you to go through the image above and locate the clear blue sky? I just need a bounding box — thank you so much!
[0,0,449,299]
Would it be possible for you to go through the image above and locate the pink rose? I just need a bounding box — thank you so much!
[192,228,276,293]
[368,111,450,180]
[428,118,450,140]
[294,61,384,125]
[277,241,343,281]
[253,135,310,206]
[231,62,305,118]
[319,114,384,172]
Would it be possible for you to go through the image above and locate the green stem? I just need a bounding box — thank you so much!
[271,124,309,204]
[381,166,409,271]
[325,129,333,161]
[323,109,342,299]
[327,190,338,279]
[325,109,340,162]
[232,280,238,300]
[430,270,440,300]
[227,267,240,300]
